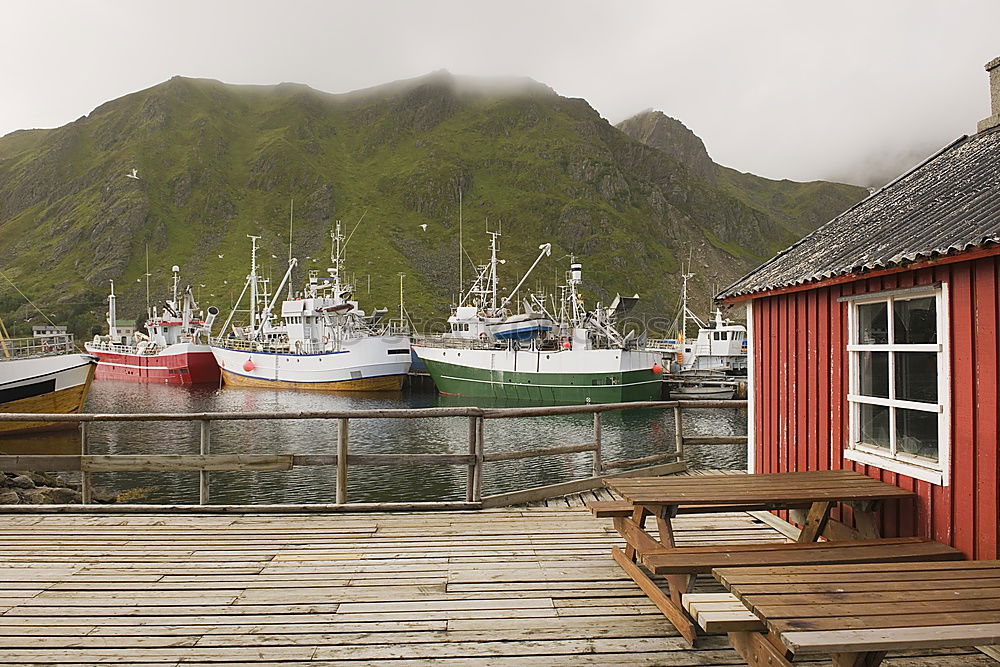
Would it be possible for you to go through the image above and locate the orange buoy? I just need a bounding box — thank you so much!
[243,358,255,372]
[562,341,571,349]
[652,363,662,374]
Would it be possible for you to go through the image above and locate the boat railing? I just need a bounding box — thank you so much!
[0,400,747,510]
[412,334,513,351]
[0,334,76,360]
[645,338,680,352]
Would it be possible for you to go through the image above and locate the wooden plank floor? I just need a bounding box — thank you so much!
[0,503,993,664]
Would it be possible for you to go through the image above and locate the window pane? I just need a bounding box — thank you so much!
[895,352,938,403]
[894,297,936,344]
[896,408,939,462]
[857,302,888,344]
[858,403,890,450]
[858,351,889,398]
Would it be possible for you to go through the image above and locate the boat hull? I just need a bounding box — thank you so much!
[0,354,96,435]
[210,336,411,392]
[413,346,661,404]
[84,343,220,384]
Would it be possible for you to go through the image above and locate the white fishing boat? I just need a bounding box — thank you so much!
[648,270,748,376]
[0,321,96,435]
[209,225,411,391]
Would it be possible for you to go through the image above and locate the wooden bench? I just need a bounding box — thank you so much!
[588,499,811,519]
[682,592,764,633]
[641,537,963,575]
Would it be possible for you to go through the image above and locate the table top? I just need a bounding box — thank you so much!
[714,560,1000,655]
[606,470,916,506]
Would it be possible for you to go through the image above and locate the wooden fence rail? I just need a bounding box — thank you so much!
[0,399,747,508]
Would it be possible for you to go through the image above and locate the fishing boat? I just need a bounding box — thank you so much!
[647,269,748,376]
[84,267,220,384]
[0,322,97,435]
[209,226,411,390]
[414,234,662,404]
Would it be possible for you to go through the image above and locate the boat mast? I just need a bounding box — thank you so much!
[287,199,294,299]
[330,221,345,296]
[144,244,151,318]
[458,189,463,306]
[247,235,261,332]
[680,265,692,343]
[108,280,119,341]
[488,229,500,312]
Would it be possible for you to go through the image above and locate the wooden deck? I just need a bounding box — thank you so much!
[0,494,993,664]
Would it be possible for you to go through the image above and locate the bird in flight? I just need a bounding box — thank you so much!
[217,254,224,259]
[420,224,428,231]
[126,169,140,180]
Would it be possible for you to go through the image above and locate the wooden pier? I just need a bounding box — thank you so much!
[0,486,991,664]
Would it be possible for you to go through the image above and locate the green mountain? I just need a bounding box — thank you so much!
[0,73,867,337]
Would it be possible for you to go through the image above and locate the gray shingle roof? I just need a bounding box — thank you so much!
[718,127,1000,300]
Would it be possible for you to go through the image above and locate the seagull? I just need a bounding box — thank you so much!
[420,224,427,231]
[271,254,277,259]
[223,280,228,285]
[217,254,224,259]
[126,169,139,180]
[136,278,141,282]
[199,284,206,288]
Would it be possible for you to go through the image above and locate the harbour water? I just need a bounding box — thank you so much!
[0,382,747,504]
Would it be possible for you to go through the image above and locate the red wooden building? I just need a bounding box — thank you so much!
[718,57,1000,559]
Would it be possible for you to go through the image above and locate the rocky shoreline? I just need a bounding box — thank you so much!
[0,471,117,504]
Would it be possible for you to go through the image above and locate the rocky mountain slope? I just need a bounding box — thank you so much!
[0,73,868,336]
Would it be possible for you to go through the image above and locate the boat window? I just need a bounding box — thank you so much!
[845,286,948,486]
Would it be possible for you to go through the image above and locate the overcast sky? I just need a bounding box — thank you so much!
[3,1,998,186]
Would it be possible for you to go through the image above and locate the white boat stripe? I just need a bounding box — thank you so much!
[438,375,661,389]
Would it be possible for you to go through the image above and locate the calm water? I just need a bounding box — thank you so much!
[1,381,747,504]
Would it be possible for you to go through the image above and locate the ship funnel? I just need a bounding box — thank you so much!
[203,306,219,331]
[570,263,582,282]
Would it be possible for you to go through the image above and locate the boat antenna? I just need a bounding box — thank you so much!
[458,188,463,305]
[341,210,367,253]
[144,243,151,317]
[288,198,294,299]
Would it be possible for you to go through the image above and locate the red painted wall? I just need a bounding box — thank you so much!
[751,253,1000,558]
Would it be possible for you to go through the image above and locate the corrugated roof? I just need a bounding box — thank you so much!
[718,126,1000,300]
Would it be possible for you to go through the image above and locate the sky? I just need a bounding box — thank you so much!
[2,1,998,186]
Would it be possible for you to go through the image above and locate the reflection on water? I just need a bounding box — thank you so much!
[1,381,747,504]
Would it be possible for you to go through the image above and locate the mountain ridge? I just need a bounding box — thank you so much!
[0,73,867,336]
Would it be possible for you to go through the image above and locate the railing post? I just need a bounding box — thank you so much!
[336,418,349,504]
[674,404,684,459]
[592,411,603,477]
[199,420,211,505]
[473,416,485,502]
[80,421,91,505]
[466,415,477,503]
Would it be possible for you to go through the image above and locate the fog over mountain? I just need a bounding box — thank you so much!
[2,1,998,187]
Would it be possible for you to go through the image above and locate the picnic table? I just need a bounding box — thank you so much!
[591,470,962,645]
[714,560,1000,666]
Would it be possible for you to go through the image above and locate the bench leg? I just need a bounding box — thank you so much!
[624,505,650,561]
[612,545,698,646]
[727,631,793,667]
[798,501,832,542]
[832,651,887,667]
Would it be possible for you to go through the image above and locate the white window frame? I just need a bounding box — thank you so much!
[843,284,950,486]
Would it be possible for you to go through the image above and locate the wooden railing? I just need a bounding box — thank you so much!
[0,400,748,509]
